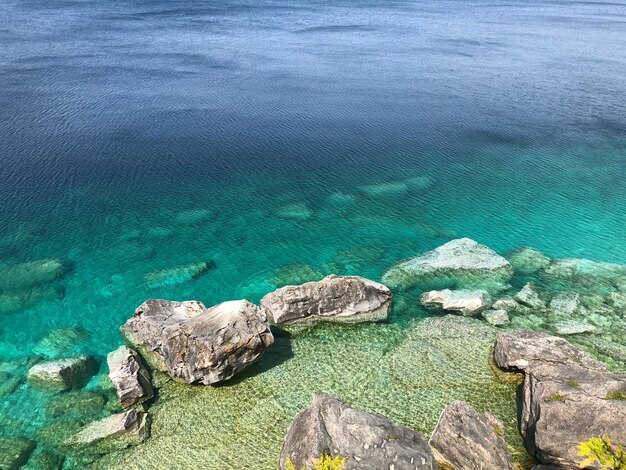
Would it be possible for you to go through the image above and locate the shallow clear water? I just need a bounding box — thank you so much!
[1,0,626,467]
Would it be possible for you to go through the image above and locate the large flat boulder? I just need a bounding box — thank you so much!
[261,275,392,326]
[280,393,437,470]
[107,346,154,409]
[0,258,70,290]
[27,356,97,392]
[494,330,626,469]
[121,299,274,384]
[382,238,512,292]
[429,400,513,470]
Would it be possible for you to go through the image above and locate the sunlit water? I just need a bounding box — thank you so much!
[1,0,626,467]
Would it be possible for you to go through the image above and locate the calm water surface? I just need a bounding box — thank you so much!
[1,0,626,466]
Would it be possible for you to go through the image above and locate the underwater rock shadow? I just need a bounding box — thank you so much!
[215,326,294,388]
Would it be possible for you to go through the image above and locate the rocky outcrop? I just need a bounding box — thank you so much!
[107,346,153,409]
[429,400,513,470]
[0,437,36,470]
[280,393,437,470]
[514,283,545,310]
[261,275,392,326]
[507,247,551,275]
[494,330,626,468]
[382,238,512,292]
[27,356,97,392]
[421,289,490,316]
[64,410,150,455]
[121,299,274,384]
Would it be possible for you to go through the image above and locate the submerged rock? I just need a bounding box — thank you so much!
[121,299,274,384]
[421,289,490,316]
[552,319,596,335]
[507,247,551,276]
[280,393,437,470]
[429,400,513,470]
[143,261,215,288]
[27,356,97,392]
[174,208,214,226]
[514,283,545,310]
[64,410,150,456]
[33,327,90,358]
[0,286,64,315]
[276,202,313,221]
[359,181,408,198]
[0,372,22,396]
[107,346,153,409]
[261,275,392,326]
[23,449,64,470]
[549,292,580,315]
[0,437,36,470]
[44,391,106,419]
[382,238,512,292]
[270,263,324,287]
[482,309,510,326]
[494,330,626,468]
[0,258,70,291]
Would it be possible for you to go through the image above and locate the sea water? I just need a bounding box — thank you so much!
[1,0,625,467]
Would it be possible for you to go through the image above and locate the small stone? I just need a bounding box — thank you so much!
[552,320,596,335]
[107,346,153,409]
[482,309,510,326]
[0,437,36,470]
[492,298,522,312]
[28,356,97,392]
[421,289,491,316]
[514,283,546,310]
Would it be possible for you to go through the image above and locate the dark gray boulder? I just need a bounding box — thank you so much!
[280,393,438,470]
[121,299,274,385]
[429,400,513,470]
[107,346,153,409]
[494,330,626,469]
[261,275,392,326]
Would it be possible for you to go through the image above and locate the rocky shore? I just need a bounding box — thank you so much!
[3,238,626,469]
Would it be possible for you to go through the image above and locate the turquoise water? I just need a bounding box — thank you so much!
[1,0,626,467]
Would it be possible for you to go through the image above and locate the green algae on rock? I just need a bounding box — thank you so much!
[92,316,524,469]
[0,258,71,291]
[0,436,36,470]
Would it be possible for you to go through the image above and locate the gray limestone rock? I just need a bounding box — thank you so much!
[429,400,513,470]
[280,393,437,470]
[261,275,392,326]
[107,346,153,409]
[121,299,274,385]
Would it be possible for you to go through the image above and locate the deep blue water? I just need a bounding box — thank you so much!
[1,0,626,466]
